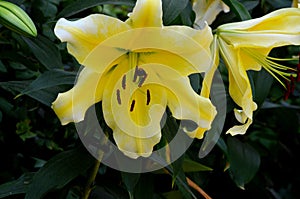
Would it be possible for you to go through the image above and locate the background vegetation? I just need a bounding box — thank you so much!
[0,0,299,198]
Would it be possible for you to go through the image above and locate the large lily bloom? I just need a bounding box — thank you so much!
[202,8,300,136]
[192,0,229,29]
[52,0,217,158]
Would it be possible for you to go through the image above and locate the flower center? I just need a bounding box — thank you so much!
[116,52,151,114]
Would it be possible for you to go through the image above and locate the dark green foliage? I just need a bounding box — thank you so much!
[0,0,299,199]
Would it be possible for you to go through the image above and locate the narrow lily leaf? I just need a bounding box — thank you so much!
[0,173,35,198]
[57,0,135,18]
[121,172,140,198]
[222,0,251,21]
[227,137,260,189]
[22,35,63,70]
[25,146,94,199]
[162,0,189,25]
[182,158,213,172]
[20,70,76,96]
[0,1,37,37]
[250,69,274,108]
[199,74,226,158]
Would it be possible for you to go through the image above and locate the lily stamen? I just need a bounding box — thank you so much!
[117,89,121,105]
[130,100,136,112]
[122,75,126,90]
[146,89,150,105]
[243,48,298,88]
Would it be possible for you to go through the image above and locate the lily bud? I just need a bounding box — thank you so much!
[0,1,37,37]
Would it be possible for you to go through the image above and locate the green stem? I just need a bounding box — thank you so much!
[82,151,104,199]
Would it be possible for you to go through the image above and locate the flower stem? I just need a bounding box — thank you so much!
[82,151,104,199]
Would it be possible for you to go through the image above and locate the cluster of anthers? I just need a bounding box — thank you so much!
[284,52,300,100]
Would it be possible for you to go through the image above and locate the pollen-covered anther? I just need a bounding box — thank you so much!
[297,53,300,82]
[117,89,121,105]
[146,89,150,105]
[122,75,126,89]
[130,100,136,112]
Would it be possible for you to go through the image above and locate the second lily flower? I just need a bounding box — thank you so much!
[202,8,300,136]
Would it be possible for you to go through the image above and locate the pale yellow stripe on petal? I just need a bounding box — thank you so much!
[51,68,105,125]
[113,127,161,159]
[126,0,163,28]
[54,14,130,63]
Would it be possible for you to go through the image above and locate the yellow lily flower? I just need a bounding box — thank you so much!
[192,0,229,29]
[52,0,217,158]
[202,8,300,136]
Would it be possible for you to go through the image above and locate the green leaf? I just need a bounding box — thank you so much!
[133,174,154,199]
[227,137,260,189]
[222,0,251,21]
[199,73,226,158]
[121,172,140,198]
[182,158,213,173]
[162,0,189,25]
[25,146,94,199]
[22,35,63,70]
[20,70,76,96]
[0,173,35,198]
[57,0,135,18]
[0,60,7,73]
[249,68,274,108]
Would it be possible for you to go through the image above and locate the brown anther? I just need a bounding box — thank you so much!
[122,75,126,90]
[117,89,121,105]
[146,89,150,105]
[297,53,300,82]
[290,75,296,93]
[130,100,136,112]
[284,79,291,101]
[138,73,147,87]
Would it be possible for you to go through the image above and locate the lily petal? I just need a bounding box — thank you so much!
[218,38,257,135]
[84,27,212,73]
[52,68,105,125]
[126,0,162,28]
[193,0,229,29]
[218,8,300,48]
[113,127,161,159]
[54,14,130,63]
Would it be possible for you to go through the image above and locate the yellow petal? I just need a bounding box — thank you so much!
[193,0,229,29]
[83,27,212,73]
[218,8,300,48]
[102,59,167,139]
[54,14,130,63]
[52,68,106,125]
[201,35,219,98]
[126,0,162,28]
[113,127,161,159]
[226,116,253,136]
[218,38,257,132]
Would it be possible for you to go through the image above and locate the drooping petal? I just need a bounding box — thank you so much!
[218,8,300,48]
[54,14,130,63]
[193,0,229,29]
[113,127,161,159]
[52,68,106,125]
[164,75,217,139]
[140,63,216,138]
[218,38,257,135]
[126,0,163,28]
[201,35,219,98]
